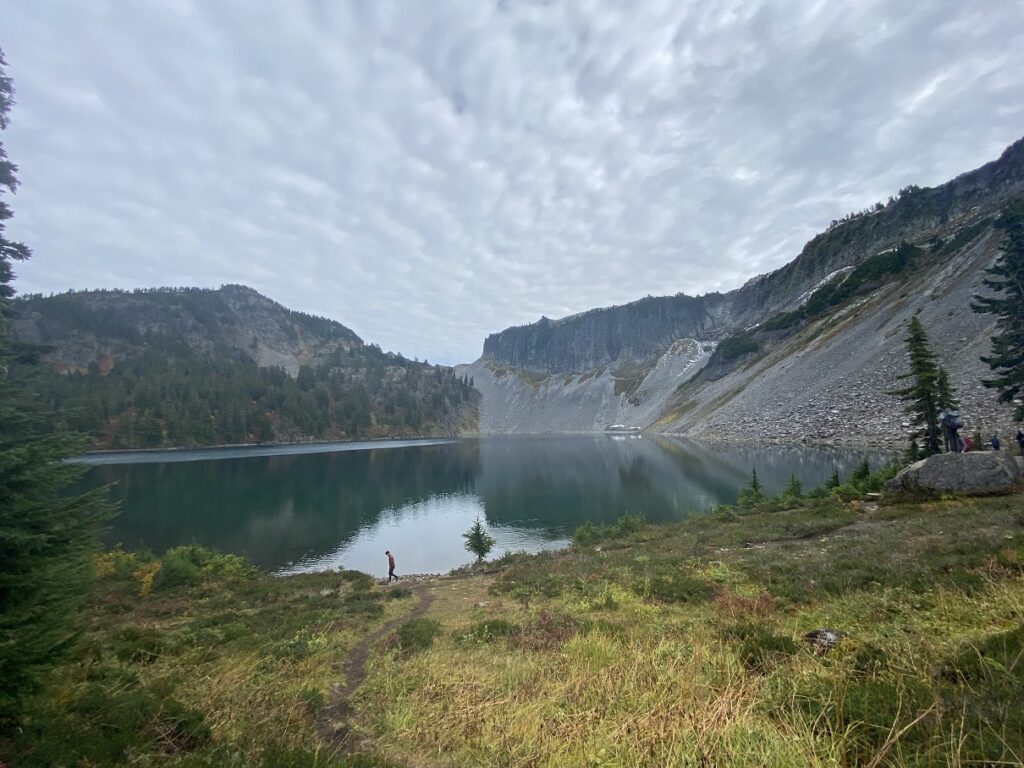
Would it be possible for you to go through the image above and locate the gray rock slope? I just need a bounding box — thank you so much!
[461,137,1024,444]
[663,230,1018,446]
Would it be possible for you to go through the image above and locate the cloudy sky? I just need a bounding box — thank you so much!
[3,1,1023,364]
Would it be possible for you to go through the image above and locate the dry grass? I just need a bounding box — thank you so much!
[5,494,1023,767]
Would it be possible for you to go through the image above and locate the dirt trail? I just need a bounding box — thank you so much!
[318,583,434,752]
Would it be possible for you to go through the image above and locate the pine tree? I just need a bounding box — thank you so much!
[782,474,803,499]
[891,316,942,456]
[972,197,1024,420]
[0,49,114,724]
[935,368,960,452]
[935,368,960,411]
[462,516,496,562]
[736,468,765,507]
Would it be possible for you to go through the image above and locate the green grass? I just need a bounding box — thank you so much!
[5,486,1024,767]
[1,546,404,767]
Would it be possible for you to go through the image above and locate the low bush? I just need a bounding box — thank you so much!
[643,572,714,604]
[28,672,212,764]
[572,513,646,547]
[508,611,580,651]
[394,618,442,653]
[722,623,799,673]
[717,332,760,361]
[461,619,518,644]
[339,569,374,591]
[297,686,326,716]
[112,625,166,664]
[151,545,255,592]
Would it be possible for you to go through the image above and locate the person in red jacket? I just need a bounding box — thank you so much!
[385,550,398,583]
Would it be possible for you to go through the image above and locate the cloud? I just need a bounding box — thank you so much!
[3,0,1023,364]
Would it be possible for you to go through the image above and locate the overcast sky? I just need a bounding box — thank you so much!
[3,1,1023,364]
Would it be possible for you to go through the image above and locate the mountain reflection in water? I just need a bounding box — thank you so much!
[82,436,885,573]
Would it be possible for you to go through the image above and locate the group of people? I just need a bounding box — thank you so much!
[939,409,1024,455]
[954,430,1024,453]
[991,429,1024,454]
[985,429,1024,454]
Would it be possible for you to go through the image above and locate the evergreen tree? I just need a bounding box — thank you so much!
[0,49,114,724]
[935,368,960,411]
[891,316,942,456]
[462,516,496,562]
[935,368,959,452]
[825,469,841,490]
[972,197,1024,420]
[781,474,803,499]
[736,468,765,507]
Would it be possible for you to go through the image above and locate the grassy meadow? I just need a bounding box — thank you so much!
[2,483,1023,767]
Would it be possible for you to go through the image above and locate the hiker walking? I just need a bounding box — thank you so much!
[1016,429,1024,456]
[990,434,1001,451]
[385,550,398,583]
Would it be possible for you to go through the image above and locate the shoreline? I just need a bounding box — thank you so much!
[71,436,460,465]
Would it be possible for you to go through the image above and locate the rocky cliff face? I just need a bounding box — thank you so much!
[465,136,1024,444]
[482,138,1024,376]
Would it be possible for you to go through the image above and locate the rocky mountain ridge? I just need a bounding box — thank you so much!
[13,284,361,377]
[463,136,1024,445]
[482,137,1024,375]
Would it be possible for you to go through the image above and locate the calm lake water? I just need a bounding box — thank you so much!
[77,436,884,575]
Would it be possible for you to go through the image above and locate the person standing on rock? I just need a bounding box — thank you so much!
[1016,430,1024,456]
[385,550,398,583]
[990,434,1000,451]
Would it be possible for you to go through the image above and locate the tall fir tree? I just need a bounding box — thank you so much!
[0,48,114,725]
[935,368,960,411]
[935,367,960,452]
[972,197,1024,421]
[891,315,942,456]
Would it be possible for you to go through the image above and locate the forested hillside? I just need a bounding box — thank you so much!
[12,287,478,449]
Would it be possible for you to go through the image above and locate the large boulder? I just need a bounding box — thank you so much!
[885,452,1024,496]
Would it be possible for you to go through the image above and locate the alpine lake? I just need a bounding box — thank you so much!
[75,436,886,576]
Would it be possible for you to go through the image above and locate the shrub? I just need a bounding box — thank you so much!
[609,512,645,537]
[339,569,374,591]
[151,545,254,592]
[572,513,646,547]
[341,590,385,618]
[508,611,580,651]
[717,333,760,361]
[461,619,518,644]
[44,674,212,763]
[760,310,804,332]
[112,625,166,664]
[644,572,713,604]
[722,623,799,673]
[297,686,326,716]
[572,521,602,546]
[151,550,202,591]
[394,618,442,653]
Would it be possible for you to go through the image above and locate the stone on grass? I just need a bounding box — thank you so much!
[884,452,1024,496]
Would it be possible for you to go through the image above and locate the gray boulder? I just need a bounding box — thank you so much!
[885,452,1024,496]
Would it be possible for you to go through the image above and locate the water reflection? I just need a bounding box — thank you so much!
[85,436,885,573]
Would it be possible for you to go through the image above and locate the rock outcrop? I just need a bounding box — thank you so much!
[465,136,1024,444]
[884,452,1024,496]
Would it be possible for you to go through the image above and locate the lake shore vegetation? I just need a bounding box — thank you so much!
[2,466,1022,767]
